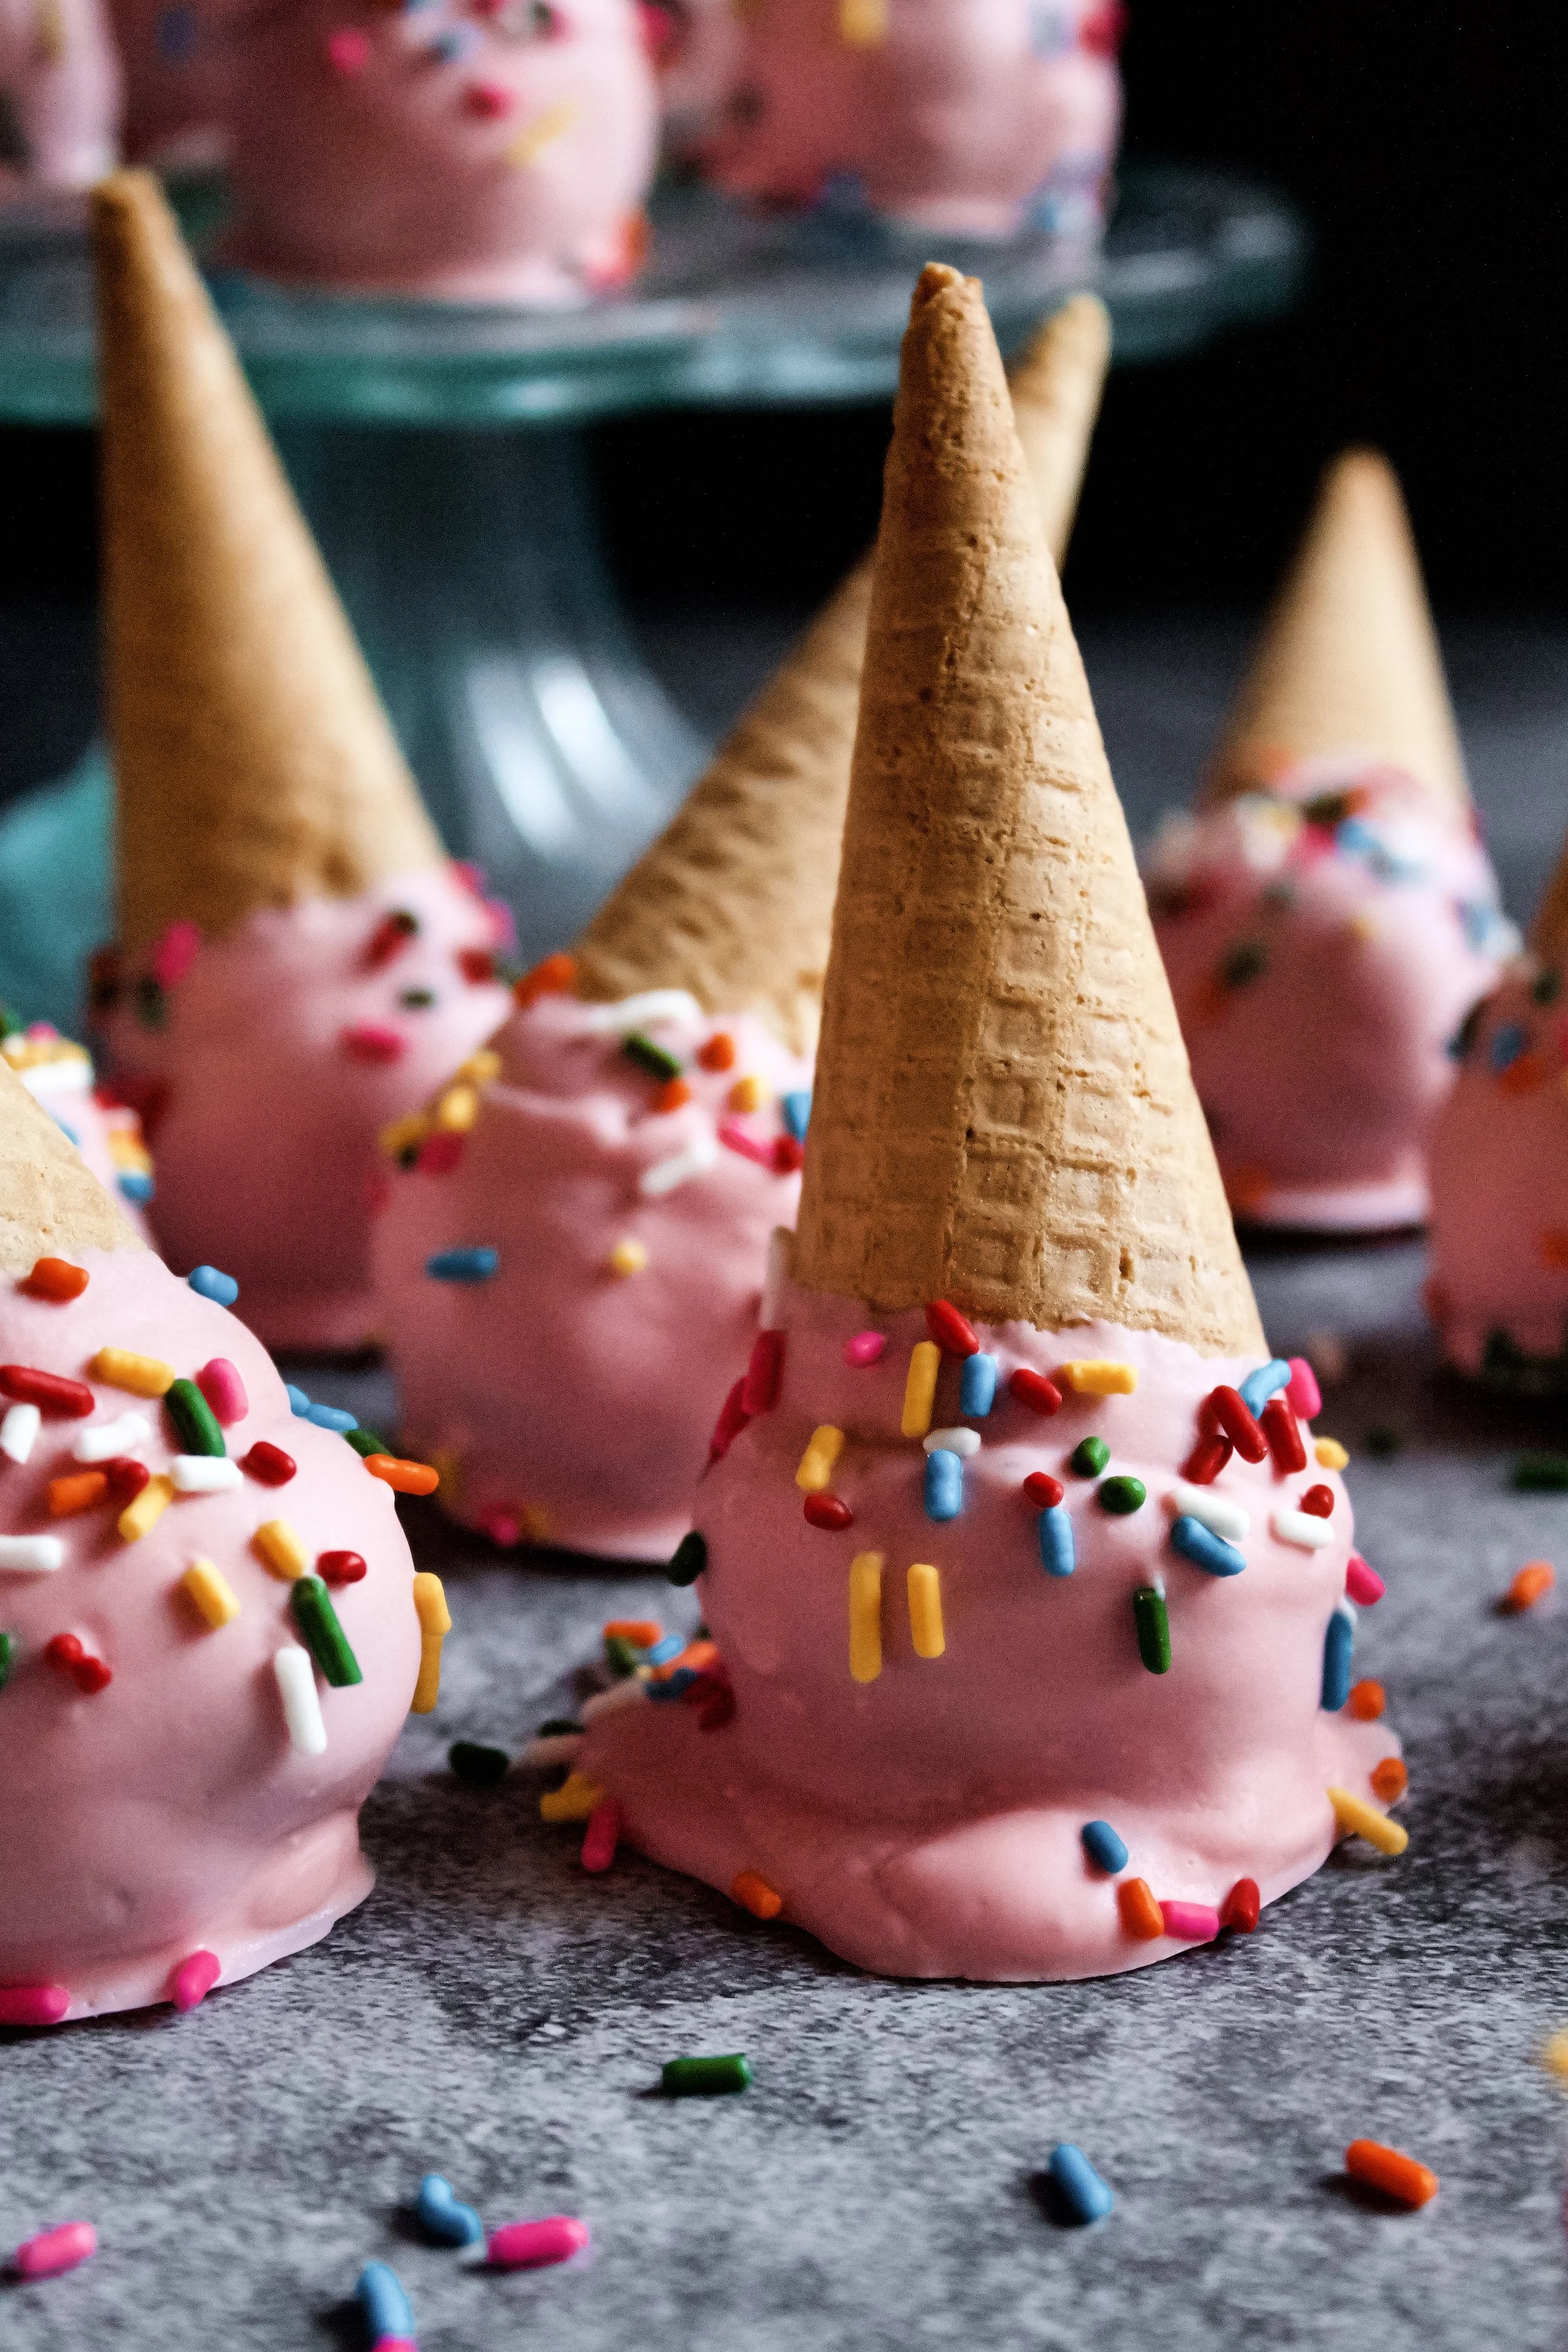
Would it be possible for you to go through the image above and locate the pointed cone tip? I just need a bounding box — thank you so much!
[0,1056,146,1276]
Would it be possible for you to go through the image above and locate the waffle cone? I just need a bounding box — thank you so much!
[1530,837,1568,967]
[1207,447,1468,807]
[96,171,445,959]
[0,1057,144,1277]
[571,297,1108,1054]
[792,264,1262,1356]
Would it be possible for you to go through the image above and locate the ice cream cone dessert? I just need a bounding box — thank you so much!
[1147,450,1513,1232]
[0,1056,431,2021]
[0,0,120,203]
[88,171,511,1353]
[563,266,1404,1981]
[370,293,1110,1562]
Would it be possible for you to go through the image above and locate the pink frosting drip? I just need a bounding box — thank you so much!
[580,1290,1401,1981]
[1428,960,1568,1379]
[0,1246,422,2018]
[374,988,810,1559]
[0,0,120,198]
[95,867,512,1352]
[1148,758,1512,1232]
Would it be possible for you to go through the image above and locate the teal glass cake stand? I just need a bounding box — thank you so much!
[0,162,1305,1014]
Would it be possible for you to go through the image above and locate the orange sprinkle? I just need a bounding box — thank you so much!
[1224,1164,1273,1217]
[1117,1877,1164,1941]
[1347,1678,1385,1721]
[21,1257,89,1303]
[364,1453,440,1496]
[1498,1051,1548,1096]
[1370,1756,1408,1803]
[697,1032,736,1072]
[47,1468,108,1517]
[654,1077,692,1113]
[514,950,576,1009]
[731,1870,783,1920]
[650,1636,718,1682]
[1345,2139,1438,2208]
[1540,1232,1568,1272]
[603,1619,662,1646]
[1503,1560,1555,1613]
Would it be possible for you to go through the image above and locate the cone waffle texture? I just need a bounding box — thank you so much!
[1207,447,1468,807]
[793,264,1263,1357]
[0,1057,144,1276]
[572,298,1107,1054]
[97,171,445,957]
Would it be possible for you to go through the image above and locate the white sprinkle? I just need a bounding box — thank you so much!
[18,1056,90,1099]
[1167,1480,1249,1541]
[169,1455,243,1493]
[1272,1508,1335,1552]
[582,1678,649,1722]
[580,988,704,1035]
[923,1427,981,1458]
[1149,1569,1167,1599]
[274,1647,327,1755]
[0,1402,40,1465]
[73,1411,150,1463]
[639,1131,719,1199]
[760,1226,793,1332]
[0,1535,65,1571]
[521,1733,584,1769]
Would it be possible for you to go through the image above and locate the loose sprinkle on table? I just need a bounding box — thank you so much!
[1512,1454,1568,1492]
[11,2222,96,2279]
[581,1798,622,1873]
[1503,1560,1555,1612]
[450,1739,510,1784]
[488,2215,591,2267]
[662,2053,752,2096]
[417,2173,484,2249]
[1344,2139,1437,2207]
[540,1771,604,1822]
[356,2259,415,2344]
[1047,2144,1114,2224]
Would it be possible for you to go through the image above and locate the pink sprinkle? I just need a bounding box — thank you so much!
[0,1984,69,2027]
[1158,1900,1221,1943]
[341,1022,406,1065]
[844,1331,887,1367]
[740,1328,785,1415]
[480,1510,521,1548]
[325,26,370,71]
[1284,1355,1322,1418]
[488,2216,590,2270]
[464,77,516,117]
[581,1798,620,1873]
[149,918,201,990]
[171,1950,221,2011]
[195,1358,247,1427]
[718,1118,772,1166]
[1345,1554,1385,1606]
[706,1376,750,1466]
[417,1131,465,1175]
[13,2222,96,2280]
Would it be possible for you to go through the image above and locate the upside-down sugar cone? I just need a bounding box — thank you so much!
[1206,447,1468,807]
[96,170,445,959]
[793,263,1263,1357]
[0,1056,145,1278]
[571,296,1110,1054]
[1530,832,1568,968]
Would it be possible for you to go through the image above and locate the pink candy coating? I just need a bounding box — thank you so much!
[1285,1356,1322,1419]
[0,1984,70,2027]
[196,1358,248,1426]
[845,1331,887,1367]
[1159,1901,1221,1943]
[581,1798,620,1873]
[171,1949,221,2011]
[13,2221,96,2279]
[488,2216,590,2270]
[149,919,201,990]
[1345,1555,1386,1607]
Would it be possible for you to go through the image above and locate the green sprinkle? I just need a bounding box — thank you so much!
[165,1377,225,1458]
[1303,791,1354,827]
[1532,967,1561,1006]
[623,1032,683,1083]
[134,975,167,1030]
[0,1630,13,1689]
[1219,941,1268,990]
[1364,1426,1402,1459]
[538,1717,581,1737]
[289,1575,363,1687]
[1098,1475,1147,1515]
[604,1634,640,1678]
[399,988,437,1009]
[0,1006,20,1040]
[1512,1453,1568,1493]
[1071,1437,1110,1478]
[1261,880,1296,910]
[1133,1586,1170,1674]
[449,1740,509,1786]
[668,1531,707,1586]
[344,1426,391,1459]
[661,2053,753,2097]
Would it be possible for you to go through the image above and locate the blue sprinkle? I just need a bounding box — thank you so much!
[416,2171,484,2249]
[1321,1606,1353,1710]
[154,4,196,61]
[1489,1021,1527,1074]
[1080,1820,1128,1875]
[781,1089,812,1142]
[1047,2143,1114,2225]
[305,1402,358,1434]
[188,1264,239,1306]
[924,1448,963,1522]
[51,1115,81,1145]
[285,1384,313,1418]
[356,2260,415,2342]
[426,1246,499,1285]
[643,1632,684,1665]
[428,23,477,57]
[647,1666,699,1701]
[1170,1514,1246,1578]
[117,1170,155,1203]
[1237,1359,1291,1417]
[959,1352,998,1417]
[1037,1505,1074,1578]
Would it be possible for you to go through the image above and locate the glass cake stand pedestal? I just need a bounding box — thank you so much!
[0,162,1305,987]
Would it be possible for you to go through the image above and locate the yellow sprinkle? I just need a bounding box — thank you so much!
[906,1562,945,1659]
[540,1769,605,1823]
[1315,1437,1350,1470]
[728,1075,768,1114]
[1327,1785,1408,1857]
[848,1550,883,1684]
[457,1047,502,1086]
[795,1424,845,1493]
[901,1340,940,1439]
[106,1131,152,1174]
[411,1570,450,1712]
[1540,2028,1568,2084]
[506,97,580,169]
[119,1473,174,1541]
[1348,911,1379,943]
[435,1083,480,1134]
[523,1503,553,1542]
[608,1237,649,1278]
[838,0,887,41]
[92,1345,175,1398]
[380,1110,430,1158]
[429,1446,462,1503]
[1059,1360,1138,1396]
[254,1519,309,1582]
[182,1559,239,1629]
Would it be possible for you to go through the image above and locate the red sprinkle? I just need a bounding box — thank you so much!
[803,1492,852,1530]
[0,1365,94,1417]
[318,1550,368,1586]
[464,77,516,117]
[1023,1471,1064,1509]
[341,1022,406,1064]
[364,910,418,968]
[456,946,495,985]
[1205,1385,1267,1463]
[20,1258,89,1303]
[771,1136,805,1175]
[1220,1877,1260,1933]
[741,1329,785,1416]
[514,950,576,1007]
[243,1441,297,1486]
[1008,1367,1063,1416]
[706,1378,750,1466]
[1181,1431,1233,1485]
[1345,1554,1385,1606]
[1261,1396,1306,1475]
[45,1633,111,1693]
[697,1032,736,1072]
[417,1131,465,1176]
[925,1300,980,1357]
[1300,1483,1335,1517]
[103,1456,151,1505]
